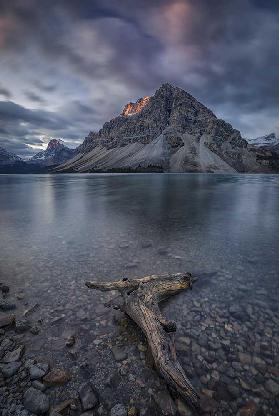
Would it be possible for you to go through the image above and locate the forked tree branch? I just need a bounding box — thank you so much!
[86,272,200,411]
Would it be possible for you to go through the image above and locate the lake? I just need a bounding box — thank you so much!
[0,173,278,415]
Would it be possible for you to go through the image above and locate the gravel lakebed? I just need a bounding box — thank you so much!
[0,261,278,416]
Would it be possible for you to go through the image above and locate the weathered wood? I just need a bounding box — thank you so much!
[86,272,200,410]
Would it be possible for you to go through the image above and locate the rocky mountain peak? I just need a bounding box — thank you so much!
[58,83,279,174]
[31,139,74,166]
[46,139,65,151]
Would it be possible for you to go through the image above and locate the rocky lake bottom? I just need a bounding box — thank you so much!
[0,173,279,415]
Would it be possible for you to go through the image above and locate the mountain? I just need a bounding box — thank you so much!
[30,139,75,166]
[0,146,48,173]
[0,147,22,165]
[248,133,279,152]
[58,84,278,173]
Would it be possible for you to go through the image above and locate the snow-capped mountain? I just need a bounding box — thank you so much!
[248,133,279,149]
[0,146,22,165]
[30,139,75,166]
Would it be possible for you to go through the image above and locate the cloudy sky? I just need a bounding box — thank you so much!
[0,0,278,157]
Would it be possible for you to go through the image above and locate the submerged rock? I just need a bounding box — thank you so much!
[15,319,32,333]
[153,390,176,415]
[2,345,24,362]
[43,368,71,386]
[65,335,75,347]
[237,400,258,416]
[238,352,252,365]
[265,379,279,395]
[30,325,40,335]
[23,387,49,414]
[29,363,49,380]
[111,403,126,416]
[0,361,21,378]
[79,382,99,410]
[0,314,15,328]
[111,346,127,362]
[199,395,218,413]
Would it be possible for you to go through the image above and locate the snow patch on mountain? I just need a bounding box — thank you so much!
[248,133,279,148]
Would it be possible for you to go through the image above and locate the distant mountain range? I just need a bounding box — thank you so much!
[0,139,74,173]
[57,83,279,173]
[0,147,22,164]
[1,84,279,174]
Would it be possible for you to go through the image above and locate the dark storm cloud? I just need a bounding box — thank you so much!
[23,91,46,104]
[0,0,278,156]
[0,99,104,157]
[33,81,57,93]
[0,101,62,127]
[0,86,12,99]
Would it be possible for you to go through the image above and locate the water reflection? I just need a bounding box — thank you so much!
[0,174,278,286]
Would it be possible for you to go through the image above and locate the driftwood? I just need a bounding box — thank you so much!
[86,272,200,410]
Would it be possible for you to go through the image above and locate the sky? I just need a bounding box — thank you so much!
[0,0,278,158]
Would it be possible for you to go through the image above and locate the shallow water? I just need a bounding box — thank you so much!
[0,173,279,414]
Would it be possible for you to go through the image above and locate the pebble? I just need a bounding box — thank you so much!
[1,285,10,295]
[238,400,258,416]
[65,335,75,347]
[2,345,24,363]
[176,398,193,415]
[43,368,71,386]
[199,395,218,413]
[128,406,137,416]
[238,352,252,365]
[153,390,176,415]
[16,292,25,300]
[79,382,99,410]
[265,379,279,395]
[23,387,50,414]
[137,343,147,352]
[30,325,40,335]
[229,305,243,320]
[0,314,15,328]
[29,363,49,380]
[111,403,126,416]
[53,399,75,414]
[227,384,240,399]
[15,319,31,333]
[32,381,46,391]
[0,361,22,378]
[111,346,127,361]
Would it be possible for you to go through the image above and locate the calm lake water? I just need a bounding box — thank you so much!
[1,174,278,289]
[0,173,279,414]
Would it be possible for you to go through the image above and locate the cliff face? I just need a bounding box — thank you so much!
[58,84,279,173]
